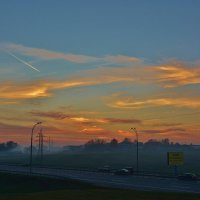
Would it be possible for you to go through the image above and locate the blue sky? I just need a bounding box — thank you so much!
[0,1,200,144]
[1,0,200,60]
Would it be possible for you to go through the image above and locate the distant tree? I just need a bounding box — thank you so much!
[161,138,170,146]
[86,139,106,145]
[174,142,181,147]
[110,138,118,147]
[6,141,18,150]
[145,139,161,147]
[85,139,95,146]
[120,138,132,145]
[85,139,107,149]
[0,141,18,151]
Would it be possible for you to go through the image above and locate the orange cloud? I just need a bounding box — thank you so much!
[0,81,51,99]
[142,128,186,134]
[2,43,200,88]
[0,69,136,100]
[30,111,71,120]
[70,117,142,125]
[83,61,200,88]
[79,126,116,141]
[0,119,199,145]
[154,63,200,87]
[117,130,133,137]
[88,62,200,88]
[30,111,142,125]
[0,122,38,144]
[108,95,200,109]
[0,100,18,105]
[103,118,141,124]
[151,122,182,127]
[81,126,105,133]
[0,121,90,145]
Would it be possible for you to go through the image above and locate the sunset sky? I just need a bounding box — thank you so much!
[0,0,200,145]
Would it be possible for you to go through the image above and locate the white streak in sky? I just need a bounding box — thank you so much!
[7,51,40,72]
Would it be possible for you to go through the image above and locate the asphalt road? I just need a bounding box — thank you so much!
[0,164,199,194]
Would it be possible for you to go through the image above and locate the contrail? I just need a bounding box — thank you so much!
[7,51,40,72]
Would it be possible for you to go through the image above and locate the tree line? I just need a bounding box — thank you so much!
[83,138,193,150]
[0,141,18,152]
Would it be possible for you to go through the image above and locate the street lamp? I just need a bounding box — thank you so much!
[131,127,139,174]
[30,122,42,174]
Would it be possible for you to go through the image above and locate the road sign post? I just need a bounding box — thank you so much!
[167,152,184,176]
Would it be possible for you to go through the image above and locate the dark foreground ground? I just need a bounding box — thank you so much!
[0,172,200,200]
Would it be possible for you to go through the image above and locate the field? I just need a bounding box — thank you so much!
[0,148,199,176]
[0,172,200,200]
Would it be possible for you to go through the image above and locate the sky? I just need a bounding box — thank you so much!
[0,0,200,145]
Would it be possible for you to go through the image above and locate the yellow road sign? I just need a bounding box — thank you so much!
[167,152,184,166]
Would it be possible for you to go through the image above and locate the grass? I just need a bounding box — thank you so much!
[0,172,90,194]
[0,172,200,200]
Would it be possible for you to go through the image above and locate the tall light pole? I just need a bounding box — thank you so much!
[30,122,42,174]
[131,127,139,174]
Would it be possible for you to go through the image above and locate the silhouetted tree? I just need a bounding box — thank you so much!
[161,138,170,146]
[120,138,132,145]
[110,138,118,147]
[145,139,161,147]
[6,141,18,150]
[0,141,18,151]
[85,139,107,150]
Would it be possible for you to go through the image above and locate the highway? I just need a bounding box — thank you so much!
[0,164,199,194]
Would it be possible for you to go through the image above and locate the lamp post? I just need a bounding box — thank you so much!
[131,127,139,174]
[30,122,42,174]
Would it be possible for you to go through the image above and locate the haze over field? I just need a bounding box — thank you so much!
[0,1,200,145]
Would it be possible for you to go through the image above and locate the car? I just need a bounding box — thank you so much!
[124,167,134,175]
[98,165,111,173]
[114,168,130,175]
[177,173,198,181]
